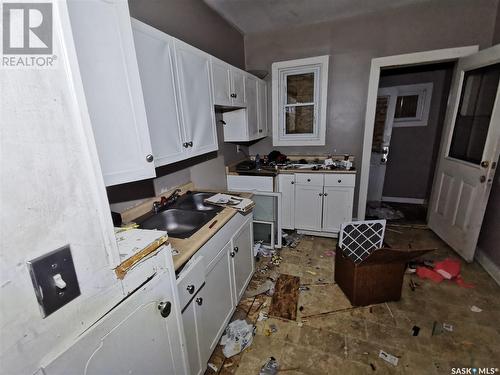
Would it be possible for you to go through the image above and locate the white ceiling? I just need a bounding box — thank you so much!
[204,0,433,34]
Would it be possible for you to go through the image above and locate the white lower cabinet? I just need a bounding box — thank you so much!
[278,173,355,235]
[43,268,187,375]
[277,174,295,229]
[180,214,254,373]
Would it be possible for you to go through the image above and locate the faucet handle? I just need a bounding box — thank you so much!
[160,196,168,205]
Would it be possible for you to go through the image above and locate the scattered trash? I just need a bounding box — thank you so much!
[298,285,310,291]
[269,324,278,333]
[282,232,303,248]
[254,241,275,257]
[171,248,180,256]
[271,254,283,266]
[220,320,255,358]
[442,323,454,332]
[305,270,317,275]
[260,357,279,375]
[324,250,335,257]
[408,279,419,291]
[297,321,304,327]
[411,326,420,336]
[299,306,304,312]
[366,203,404,220]
[379,350,399,366]
[244,279,276,298]
[258,311,269,321]
[416,258,474,288]
[207,363,218,372]
[370,363,376,371]
[471,305,482,313]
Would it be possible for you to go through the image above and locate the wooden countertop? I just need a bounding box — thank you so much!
[226,165,356,176]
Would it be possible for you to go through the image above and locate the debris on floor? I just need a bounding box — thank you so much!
[282,231,303,248]
[366,203,404,220]
[324,250,335,257]
[379,350,399,366]
[259,357,279,375]
[220,319,255,358]
[207,363,218,372]
[244,279,275,298]
[269,274,300,320]
[432,321,455,336]
[416,257,474,288]
[411,325,420,336]
[470,305,483,313]
[254,241,275,257]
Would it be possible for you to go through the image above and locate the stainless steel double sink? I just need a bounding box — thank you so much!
[138,192,223,239]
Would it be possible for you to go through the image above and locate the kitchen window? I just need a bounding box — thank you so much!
[272,55,329,146]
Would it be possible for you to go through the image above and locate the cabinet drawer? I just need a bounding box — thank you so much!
[295,173,324,186]
[177,256,205,310]
[324,174,355,187]
[227,175,274,192]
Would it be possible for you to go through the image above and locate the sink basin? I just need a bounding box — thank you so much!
[139,209,215,239]
[173,192,223,212]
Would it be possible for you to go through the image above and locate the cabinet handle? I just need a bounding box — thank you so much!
[183,142,189,148]
[234,246,239,253]
[291,181,295,184]
[307,178,311,182]
[319,193,323,196]
[230,251,236,257]
[188,141,193,147]
[258,129,263,133]
[230,93,237,98]
[146,154,154,163]
[324,193,328,196]
[186,285,195,294]
[158,301,172,318]
[338,179,342,183]
[196,297,203,306]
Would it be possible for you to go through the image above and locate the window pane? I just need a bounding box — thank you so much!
[287,73,314,104]
[394,95,419,118]
[449,63,500,164]
[285,105,314,134]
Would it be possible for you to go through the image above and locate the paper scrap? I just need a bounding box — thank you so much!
[379,350,399,366]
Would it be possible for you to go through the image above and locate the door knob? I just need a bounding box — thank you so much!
[481,160,490,168]
[146,154,154,162]
[186,284,195,294]
[158,301,171,318]
[196,297,203,306]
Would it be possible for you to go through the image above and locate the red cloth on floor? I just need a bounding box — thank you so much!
[416,266,444,283]
[434,258,460,279]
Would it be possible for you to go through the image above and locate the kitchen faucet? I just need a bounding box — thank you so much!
[153,189,182,214]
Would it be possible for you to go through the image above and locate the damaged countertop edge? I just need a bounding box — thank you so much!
[114,182,254,272]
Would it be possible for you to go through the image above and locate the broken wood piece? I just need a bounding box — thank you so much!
[114,236,168,279]
[268,274,300,321]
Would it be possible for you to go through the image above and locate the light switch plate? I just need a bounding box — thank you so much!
[27,245,80,318]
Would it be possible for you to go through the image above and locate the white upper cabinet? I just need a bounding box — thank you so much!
[174,40,218,157]
[257,79,268,137]
[230,68,246,107]
[245,75,259,139]
[131,19,185,167]
[211,58,233,107]
[68,0,155,186]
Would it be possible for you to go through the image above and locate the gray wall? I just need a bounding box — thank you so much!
[379,65,453,200]
[129,0,244,68]
[245,0,498,213]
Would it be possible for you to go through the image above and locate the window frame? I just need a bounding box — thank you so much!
[391,82,433,127]
[272,55,329,146]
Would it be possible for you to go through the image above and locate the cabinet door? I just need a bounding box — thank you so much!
[174,40,218,157]
[245,75,259,140]
[211,58,232,106]
[257,80,268,137]
[68,0,155,186]
[322,186,354,233]
[182,296,204,375]
[230,68,246,107]
[278,174,295,229]
[44,271,187,375]
[231,219,254,301]
[132,19,185,167]
[199,242,235,363]
[294,184,323,231]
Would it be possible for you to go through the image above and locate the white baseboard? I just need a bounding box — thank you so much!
[475,249,500,286]
[381,196,427,204]
[297,229,339,238]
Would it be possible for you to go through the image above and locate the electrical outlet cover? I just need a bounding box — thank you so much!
[27,245,81,318]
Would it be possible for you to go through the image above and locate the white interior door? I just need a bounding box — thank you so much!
[367,87,397,202]
[428,45,500,262]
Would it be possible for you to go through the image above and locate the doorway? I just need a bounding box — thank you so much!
[366,62,455,224]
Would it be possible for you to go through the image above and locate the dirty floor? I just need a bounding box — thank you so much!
[205,228,500,374]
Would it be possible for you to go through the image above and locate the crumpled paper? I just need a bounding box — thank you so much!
[220,319,255,358]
